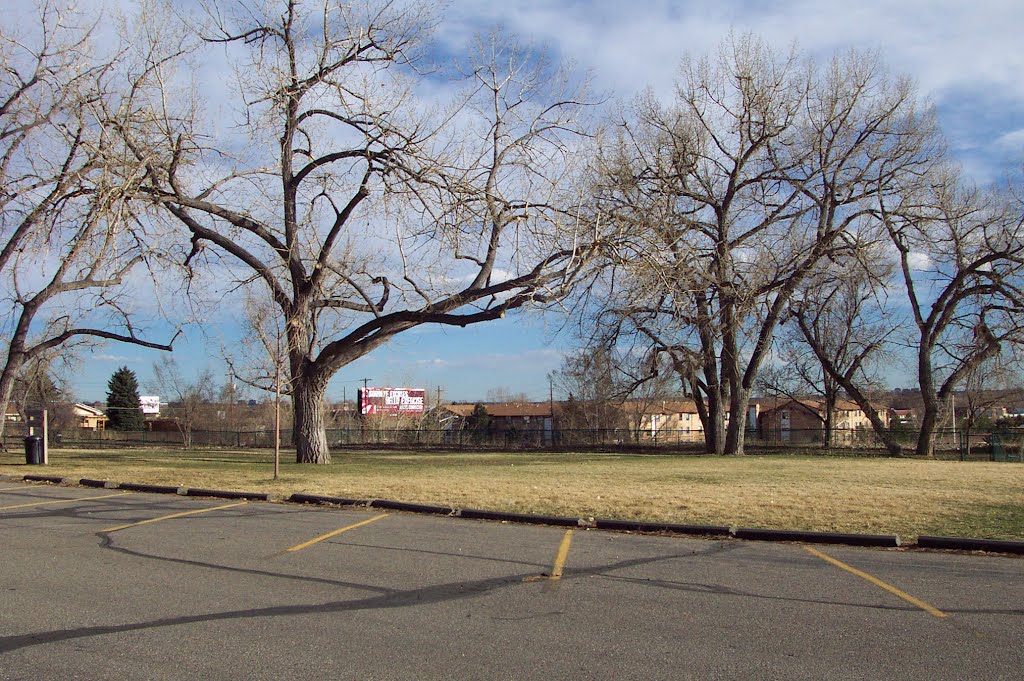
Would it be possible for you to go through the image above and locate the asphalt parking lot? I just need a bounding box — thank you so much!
[1,482,1022,680]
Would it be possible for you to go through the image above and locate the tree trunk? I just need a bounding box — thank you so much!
[916,399,939,458]
[724,390,750,456]
[793,313,903,457]
[701,389,726,455]
[841,384,903,457]
[0,354,25,447]
[293,375,330,464]
[916,350,939,458]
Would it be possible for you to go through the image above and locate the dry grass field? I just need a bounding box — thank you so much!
[3,447,1023,540]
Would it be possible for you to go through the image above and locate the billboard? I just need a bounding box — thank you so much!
[140,396,161,415]
[359,387,426,416]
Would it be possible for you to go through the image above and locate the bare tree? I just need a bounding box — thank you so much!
[150,356,214,449]
[9,351,75,438]
[125,3,604,463]
[590,36,939,455]
[549,346,623,433]
[785,256,903,454]
[880,174,1024,457]
[230,291,294,477]
[484,387,531,403]
[958,355,1022,459]
[549,344,669,445]
[0,1,182,441]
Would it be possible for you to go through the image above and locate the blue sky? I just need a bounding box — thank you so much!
[70,0,1024,404]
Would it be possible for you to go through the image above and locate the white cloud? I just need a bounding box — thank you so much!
[414,358,451,368]
[92,354,143,363]
[907,252,932,271]
[996,129,1024,150]
[434,1,1024,192]
[444,1,1024,104]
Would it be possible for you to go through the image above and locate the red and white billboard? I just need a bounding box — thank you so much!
[359,387,426,416]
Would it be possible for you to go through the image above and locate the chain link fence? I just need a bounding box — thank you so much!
[2,424,1009,460]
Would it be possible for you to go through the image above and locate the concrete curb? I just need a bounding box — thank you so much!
[117,482,184,495]
[916,535,1024,555]
[457,507,582,527]
[594,518,733,537]
[288,492,371,507]
[369,499,456,515]
[23,474,66,484]
[4,477,1020,554]
[733,527,901,548]
[185,488,270,501]
[80,478,118,489]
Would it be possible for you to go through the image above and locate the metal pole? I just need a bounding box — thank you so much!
[274,363,281,480]
[359,378,371,444]
[549,377,555,449]
[42,409,48,465]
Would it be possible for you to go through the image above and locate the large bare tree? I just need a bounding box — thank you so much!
[590,36,939,454]
[879,173,1024,457]
[127,2,604,463]
[0,1,181,441]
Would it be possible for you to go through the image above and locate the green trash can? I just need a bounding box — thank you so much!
[24,436,43,465]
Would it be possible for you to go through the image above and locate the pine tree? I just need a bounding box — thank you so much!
[106,366,144,431]
[467,403,491,443]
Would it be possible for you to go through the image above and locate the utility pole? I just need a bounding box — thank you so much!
[357,378,372,412]
[358,378,372,443]
[226,368,235,429]
[549,376,555,448]
[274,362,281,480]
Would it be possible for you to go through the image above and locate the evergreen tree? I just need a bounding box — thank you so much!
[106,366,144,431]
[466,403,492,443]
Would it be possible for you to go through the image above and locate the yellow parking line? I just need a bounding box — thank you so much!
[286,514,388,553]
[804,546,947,619]
[551,529,574,580]
[523,529,576,584]
[0,492,132,511]
[102,501,248,532]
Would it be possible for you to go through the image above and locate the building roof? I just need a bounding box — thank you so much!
[444,402,557,418]
[620,399,700,415]
[760,398,871,416]
[73,403,106,417]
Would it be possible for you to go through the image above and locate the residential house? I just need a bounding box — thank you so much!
[72,403,108,431]
[759,398,886,443]
[444,402,557,430]
[441,402,559,445]
[888,407,916,427]
[619,399,705,443]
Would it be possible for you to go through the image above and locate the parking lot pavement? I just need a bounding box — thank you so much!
[0,483,1022,680]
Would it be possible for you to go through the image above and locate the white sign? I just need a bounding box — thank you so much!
[359,387,426,416]
[140,395,161,415]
